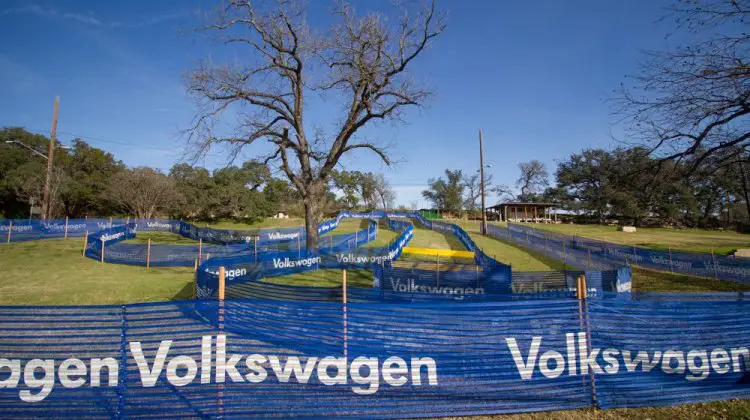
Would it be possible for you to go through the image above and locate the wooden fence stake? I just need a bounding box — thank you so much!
[342,269,348,359]
[6,221,11,243]
[82,230,89,256]
[218,266,226,300]
[146,238,151,269]
[64,216,69,239]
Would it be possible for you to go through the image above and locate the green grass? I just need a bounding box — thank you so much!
[0,239,193,305]
[633,267,750,292]
[531,223,750,255]
[201,217,305,230]
[409,222,467,250]
[449,398,750,420]
[123,231,197,245]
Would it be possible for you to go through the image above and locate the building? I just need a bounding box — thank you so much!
[487,202,558,223]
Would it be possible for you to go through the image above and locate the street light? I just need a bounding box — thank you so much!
[4,140,70,160]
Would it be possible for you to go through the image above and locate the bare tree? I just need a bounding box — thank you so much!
[516,160,549,201]
[490,184,515,203]
[462,173,493,211]
[107,167,181,219]
[616,0,749,172]
[9,163,67,218]
[186,0,445,248]
[372,173,396,211]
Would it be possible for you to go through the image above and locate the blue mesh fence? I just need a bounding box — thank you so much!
[195,217,415,299]
[412,212,508,268]
[0,211,366,245]
[84,218,380,267]
[1,294,749,417]
[0,218,127,242]
[487,223,750,284]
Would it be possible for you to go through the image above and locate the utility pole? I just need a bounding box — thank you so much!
[479,129,487,235]
[42,96,59,220]
[738,156,750,221]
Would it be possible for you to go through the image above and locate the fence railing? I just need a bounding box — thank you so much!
[488,223,750,284]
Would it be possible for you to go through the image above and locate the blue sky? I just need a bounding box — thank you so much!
[0,0,679,207]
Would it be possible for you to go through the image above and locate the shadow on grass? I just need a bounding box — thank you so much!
[172,280,195,301]
[632,267,750,293]
[480,235,568,271]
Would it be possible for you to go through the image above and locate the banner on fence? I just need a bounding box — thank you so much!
[0,294,749,417]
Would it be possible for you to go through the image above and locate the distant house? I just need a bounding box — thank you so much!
[272,212,289,219]
[487,202,558,223]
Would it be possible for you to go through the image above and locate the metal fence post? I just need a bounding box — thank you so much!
[146,238,151,269]
[342,269,348,359]
[64,216,69,239]
[668,246,674,273]
[436,254,440,287]
[117,305,128,419]
[6,220,12,243]
[711,249,719,279]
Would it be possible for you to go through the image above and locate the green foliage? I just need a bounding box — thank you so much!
[422,169,464,213]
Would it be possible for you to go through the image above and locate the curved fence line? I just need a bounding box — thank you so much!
[83,218,380,268]
[0,211,361,245]
[488,223,750,284]
[195,216,415,299]
[0,294,748,417]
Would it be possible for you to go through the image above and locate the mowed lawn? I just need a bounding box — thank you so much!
[202,217,305,230]
[532,223,750,255]
[0,238,194,305]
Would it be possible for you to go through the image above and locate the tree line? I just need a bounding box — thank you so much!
[0,128,396,221]
[421,146,750,227]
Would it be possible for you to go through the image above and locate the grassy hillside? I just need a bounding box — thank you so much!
[531,223,750,255]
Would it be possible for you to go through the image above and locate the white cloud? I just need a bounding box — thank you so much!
[3,5,182,29]
[3,5,101,25]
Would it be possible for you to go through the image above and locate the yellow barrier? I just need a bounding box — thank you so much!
[401,247,475,259]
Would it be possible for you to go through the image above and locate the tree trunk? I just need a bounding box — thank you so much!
[303,181,325,250]
[303,199,319,251]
